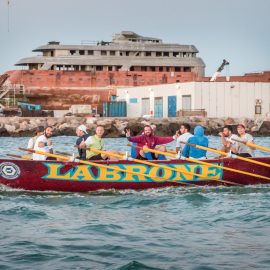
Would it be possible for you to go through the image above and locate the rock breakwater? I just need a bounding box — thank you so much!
[0,116,269,137]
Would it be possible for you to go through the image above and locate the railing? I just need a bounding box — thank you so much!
[0,84,25,108]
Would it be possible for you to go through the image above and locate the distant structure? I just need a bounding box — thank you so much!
[1,31,269,116]
[16,31,205,77]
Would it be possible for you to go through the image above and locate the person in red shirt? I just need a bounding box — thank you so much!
[126,125,177,160]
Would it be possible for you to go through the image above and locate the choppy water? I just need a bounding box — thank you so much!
[0,136,270,270]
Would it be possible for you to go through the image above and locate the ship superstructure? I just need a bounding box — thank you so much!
[16,31,205,77]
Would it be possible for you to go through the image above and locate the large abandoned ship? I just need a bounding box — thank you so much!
[0,31,205,113]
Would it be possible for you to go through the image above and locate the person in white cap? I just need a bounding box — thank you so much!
[75,124,89,160]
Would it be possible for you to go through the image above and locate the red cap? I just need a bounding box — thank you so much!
[237,124,245,129]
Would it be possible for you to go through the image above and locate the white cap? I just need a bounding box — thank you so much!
[78,124,88,134]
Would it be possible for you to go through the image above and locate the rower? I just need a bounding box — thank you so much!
[27,126,45,150]
[126,125,178,160]
[181,125,208,159]
[74,124,89,160]
[218,125,238,154]
[175,123,193,154]
[235,124,255,157]
[79,125,118,161]
[32,126,54,160]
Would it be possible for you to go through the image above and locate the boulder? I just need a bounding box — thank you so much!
[47,118,58,127]
[0,127,9,136]
[224,117,235,125]
[4,124,16,133]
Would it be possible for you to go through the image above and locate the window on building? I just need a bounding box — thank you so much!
[156,52,162,57]
[159,66,163,72]
[150,66,155,72]
[70,50,76,55]
[101,51,107,56]
[108,66,113,71]
[96,66,103,71]
[88,50,94,55]
[141,66,147,71]
[184,67,191,72]
[129,98,138,104]
[79,50,85,55]
[163,52,169,57]
[145,52,151,56]
[166,67,170,72]
[110,51,115,56]
[175,67,181,72]
[173,52,179,57]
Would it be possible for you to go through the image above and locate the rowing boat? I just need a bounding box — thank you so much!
[0,157,269,192]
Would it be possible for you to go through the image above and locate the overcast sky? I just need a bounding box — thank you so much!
[0,0,269,76]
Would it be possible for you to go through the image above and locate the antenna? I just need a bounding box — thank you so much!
[7,0,10,32]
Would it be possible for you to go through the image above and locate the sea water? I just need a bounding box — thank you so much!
[0,136,270,270]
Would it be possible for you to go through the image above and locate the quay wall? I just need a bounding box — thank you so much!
[0,116,269,137]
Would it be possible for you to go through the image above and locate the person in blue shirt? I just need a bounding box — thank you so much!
[181,125,208,159]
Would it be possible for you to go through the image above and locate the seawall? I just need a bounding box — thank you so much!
[0,116,269,137]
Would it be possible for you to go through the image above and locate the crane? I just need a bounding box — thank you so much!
[210,59,229,82]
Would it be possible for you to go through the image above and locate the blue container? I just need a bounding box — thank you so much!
[102,101,127,117]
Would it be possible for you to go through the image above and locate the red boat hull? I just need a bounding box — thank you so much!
[0,158,269,192]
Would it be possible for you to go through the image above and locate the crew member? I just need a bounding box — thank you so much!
[181,125,208,159]
[126,125,178,160]
[32,126,53,160]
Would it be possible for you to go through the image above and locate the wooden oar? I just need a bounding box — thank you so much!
[56,150,75,156]
[130,145,270,181]
[93,148,239,186]
[18,148,185,185]
[231,137,270,153]
[7,154,32,160]
[180,141,270,168]
[167,149,177,154]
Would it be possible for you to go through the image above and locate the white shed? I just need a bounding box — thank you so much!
[117,82,270,118]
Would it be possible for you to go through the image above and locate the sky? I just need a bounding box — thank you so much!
[0,0,269,76]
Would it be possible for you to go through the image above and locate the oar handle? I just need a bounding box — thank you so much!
[179,141,196,147]
[7,154,32,160]
[231,138,247,144]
